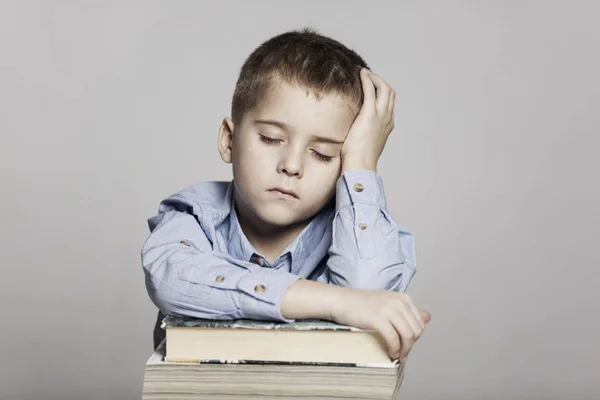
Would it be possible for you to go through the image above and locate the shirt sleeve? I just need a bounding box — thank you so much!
[325,170,417,291]
[141,208,301,322]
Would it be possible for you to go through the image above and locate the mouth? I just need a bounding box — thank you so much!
[268,187,299,199]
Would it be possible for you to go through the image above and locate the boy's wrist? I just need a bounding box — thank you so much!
[341,155,378,173]
[280,279,349,321]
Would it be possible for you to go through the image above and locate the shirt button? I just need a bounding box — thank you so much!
[256,257,265,266]
[215,275,225,283]
[359,223,368,230]
[254,284,266,293]
[353,183,364,192]
[179,240,191,247]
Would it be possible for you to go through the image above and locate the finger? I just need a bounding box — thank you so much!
[408,302,426,330]
[367,71,391,113]
[388,88,396,115]
[372,319,402,360]
[421,309,432,324]
[388,309,417,359]
[398,304,423,344]
[387,110,395,134]
[359,68,376,112]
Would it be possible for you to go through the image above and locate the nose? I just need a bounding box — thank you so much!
[277,147,303,178]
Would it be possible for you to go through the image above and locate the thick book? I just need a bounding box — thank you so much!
[162,315,396,366]
[143,339,405,399]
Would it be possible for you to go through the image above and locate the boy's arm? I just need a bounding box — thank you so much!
[323,68,416,291]
[324,169,416,291]
[281,277,430,360]
[141,209,301,322]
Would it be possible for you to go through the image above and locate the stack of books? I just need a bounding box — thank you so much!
[142,316,406,399]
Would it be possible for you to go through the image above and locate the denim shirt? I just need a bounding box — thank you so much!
[142,170,417,345]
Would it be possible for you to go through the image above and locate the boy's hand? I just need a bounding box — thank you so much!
[330,288,430,360]
[341,68,396,173]
[281,280,430,360]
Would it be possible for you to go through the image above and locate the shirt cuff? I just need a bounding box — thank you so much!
[237,268,302,323]
[336,170,387,211]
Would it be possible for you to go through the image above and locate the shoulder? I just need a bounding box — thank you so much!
[158,180,232,216]
[147,180,232,232]
[175,181,231,205]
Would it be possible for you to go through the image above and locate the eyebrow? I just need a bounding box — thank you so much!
[254,119,344,145]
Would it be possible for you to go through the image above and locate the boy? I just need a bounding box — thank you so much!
[142,28,431,361]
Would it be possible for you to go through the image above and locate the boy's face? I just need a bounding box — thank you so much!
[219,80,356,228]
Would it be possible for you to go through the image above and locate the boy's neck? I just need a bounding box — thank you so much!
[234,200,310,264]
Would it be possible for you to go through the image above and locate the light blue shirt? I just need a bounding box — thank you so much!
[141,170,416,322]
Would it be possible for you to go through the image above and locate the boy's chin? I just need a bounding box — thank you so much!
[255,208,304,228]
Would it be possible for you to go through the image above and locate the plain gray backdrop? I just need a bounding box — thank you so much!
[1,1,598,399]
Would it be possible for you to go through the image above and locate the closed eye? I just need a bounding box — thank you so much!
[260,134,334,163]
[259,134,283,145]
[310,149,333,163]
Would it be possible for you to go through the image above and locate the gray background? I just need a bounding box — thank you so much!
[1,1,598,399]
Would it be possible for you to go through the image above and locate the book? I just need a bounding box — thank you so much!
[163,315,396,365]
[141,316,406,399]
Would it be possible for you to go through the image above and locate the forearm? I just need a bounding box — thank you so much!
[280,279,349,321]
[326,170,417,291]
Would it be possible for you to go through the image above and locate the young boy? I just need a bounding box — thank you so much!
[142,28,431,361]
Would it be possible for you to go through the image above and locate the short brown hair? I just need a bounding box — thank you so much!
[231,27,369,125]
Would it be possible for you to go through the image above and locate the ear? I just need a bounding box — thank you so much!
[218,117,235,164]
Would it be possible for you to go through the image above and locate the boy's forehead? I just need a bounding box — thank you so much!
[262,79,345,105]
[250,80,354,134]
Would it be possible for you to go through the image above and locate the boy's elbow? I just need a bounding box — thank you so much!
[145,278,178,316]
